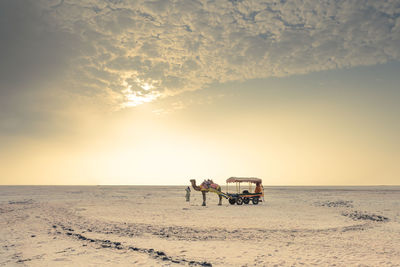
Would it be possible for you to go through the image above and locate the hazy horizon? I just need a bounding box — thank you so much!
[1,184,399,187]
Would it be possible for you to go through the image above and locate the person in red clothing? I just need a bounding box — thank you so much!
[255,182,262,194]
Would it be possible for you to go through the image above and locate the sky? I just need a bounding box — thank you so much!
[0,0,399,185]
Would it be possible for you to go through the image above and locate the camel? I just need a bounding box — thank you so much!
[190,179,222,206]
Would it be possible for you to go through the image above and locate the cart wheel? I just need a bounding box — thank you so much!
[252,197,259,205]
[229,198,236,205]
[236,197,243,205]
[243,198,250,204]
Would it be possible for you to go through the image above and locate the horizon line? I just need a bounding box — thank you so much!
[1,184,399,187]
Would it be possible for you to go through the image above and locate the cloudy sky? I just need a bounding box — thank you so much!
[1,0,399,185]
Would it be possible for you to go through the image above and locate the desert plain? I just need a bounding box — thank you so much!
[0,185,399,266]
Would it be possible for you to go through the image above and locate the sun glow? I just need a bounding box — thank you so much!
[121,88,160,107]
[120,75,160,108]
[141,83,154,91]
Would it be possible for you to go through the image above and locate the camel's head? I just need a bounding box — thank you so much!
[190,179,202,191]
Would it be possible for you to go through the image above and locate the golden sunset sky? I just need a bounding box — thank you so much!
[1,0,399,185]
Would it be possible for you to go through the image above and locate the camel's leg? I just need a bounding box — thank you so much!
[202,191,206,206]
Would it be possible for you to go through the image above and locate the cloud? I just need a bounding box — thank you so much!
[2,0,400,110]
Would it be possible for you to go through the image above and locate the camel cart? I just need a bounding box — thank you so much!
[225,177,264,205]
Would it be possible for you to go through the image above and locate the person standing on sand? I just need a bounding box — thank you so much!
[255,182,262,194]
[185,186,191,202]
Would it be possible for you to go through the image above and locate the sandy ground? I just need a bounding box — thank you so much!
[0,185,399,266]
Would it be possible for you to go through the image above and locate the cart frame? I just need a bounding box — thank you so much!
[225,177,264,205]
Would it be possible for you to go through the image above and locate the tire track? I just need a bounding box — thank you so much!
[52,224,212,266]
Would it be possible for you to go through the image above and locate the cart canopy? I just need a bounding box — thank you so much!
[226,177,262,184]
